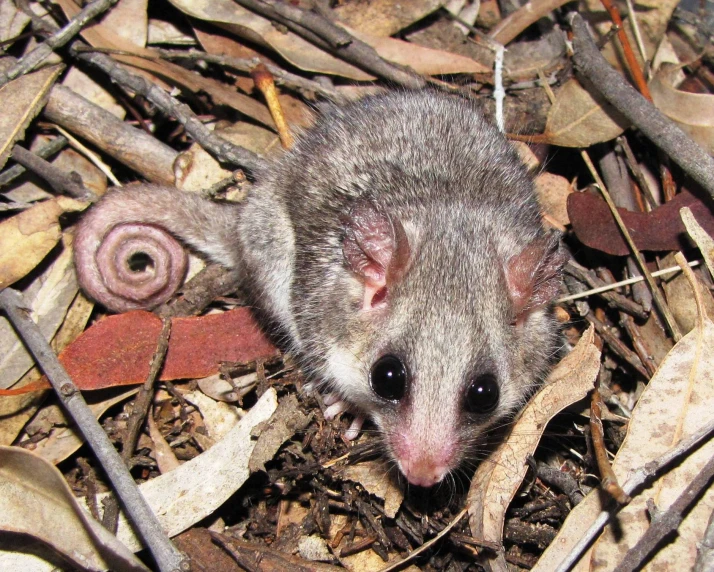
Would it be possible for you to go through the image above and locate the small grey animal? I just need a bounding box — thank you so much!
[75,91,566,487]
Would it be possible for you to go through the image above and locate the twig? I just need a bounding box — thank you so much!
[587,312,648,378]
[69,45,266,173]
[590,386,631,503]
[378,509,468,572]
[0,288,186,572]
[104,318,173,533]
[568,13,714,198]
[555,417,714,571]
[580,150,682,342]
[557,260,701,303]
[623,0,649,78]
[17,3,266,175]
[619,313,658,377]
[0,135,67,189]
[599,0,650,98]
[251,65,293,149]
[10,144,96,200]
[694,507,714,571]
[0,0,119,88]
[617,136,658,209]
[155,48,346,103]
[232,0,425,90]
[563,261,648,319]
[613,452,714,572]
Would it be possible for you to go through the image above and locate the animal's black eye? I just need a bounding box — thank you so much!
[370,355,407,401]
[465,374,499,414]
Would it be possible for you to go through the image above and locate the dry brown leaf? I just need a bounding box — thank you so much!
[0,446,149,571]
[591,327,714,569]
[341,460,404,518]
[0,64,63,171]
[333,0,442,37]
[0,237,78,390]
[55,0,275,129]
[346,24,489,75]
[661,252,714,334]
[62,66,125,120]
[23,387,139,465]
[682,207,714,279]
[168,0,488,79]
[0,0,30,43]
[534,172,572,226]
[248,394,312,473]
[0,196,87,289]
[469,326,600,570]
[100,0,148,47]
[183,389,242,442]
[0,292,94,447]
[148,18,196,46]
[650,63,714,155]
[175,122,279,192]
[542,79,629,147]
[535,307,714,571]
[146,410,181,474]
[86,388,278,552]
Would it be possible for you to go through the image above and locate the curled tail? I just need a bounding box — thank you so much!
[74,185,241,312]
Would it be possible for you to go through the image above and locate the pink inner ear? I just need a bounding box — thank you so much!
[505,235,567,319]
[342,202,410,310]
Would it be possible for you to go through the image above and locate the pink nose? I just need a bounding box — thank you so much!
[399,457,449,487]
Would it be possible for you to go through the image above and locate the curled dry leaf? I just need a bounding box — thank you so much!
[541,79,628,147]
[660,252,714,334]
[567,189,714,256]
[0,196,87,289]
[0,446,148,571]
[146,410,181,474]
[468,326,600,571]
[86,388,278,552]
[650,63,714,154]
[0,64,63,171]
[534,299,714,570]
[681,206,714,278]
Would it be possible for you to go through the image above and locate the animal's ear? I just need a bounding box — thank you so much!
[342,202,411,310]
[505,233,568,320]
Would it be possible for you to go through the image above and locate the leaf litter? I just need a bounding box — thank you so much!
[1,1,714,570]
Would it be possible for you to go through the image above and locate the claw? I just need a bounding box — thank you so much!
[324,398,349,420]
[344,416,365,441]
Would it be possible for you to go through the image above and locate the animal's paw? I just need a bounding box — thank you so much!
[323,393,364,441]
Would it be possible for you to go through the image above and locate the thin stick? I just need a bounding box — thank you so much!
[558,260,701,303]
[0,0,119,88]
[232,0,425,90]
[0,288,186,572]
[568,13,714,198]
